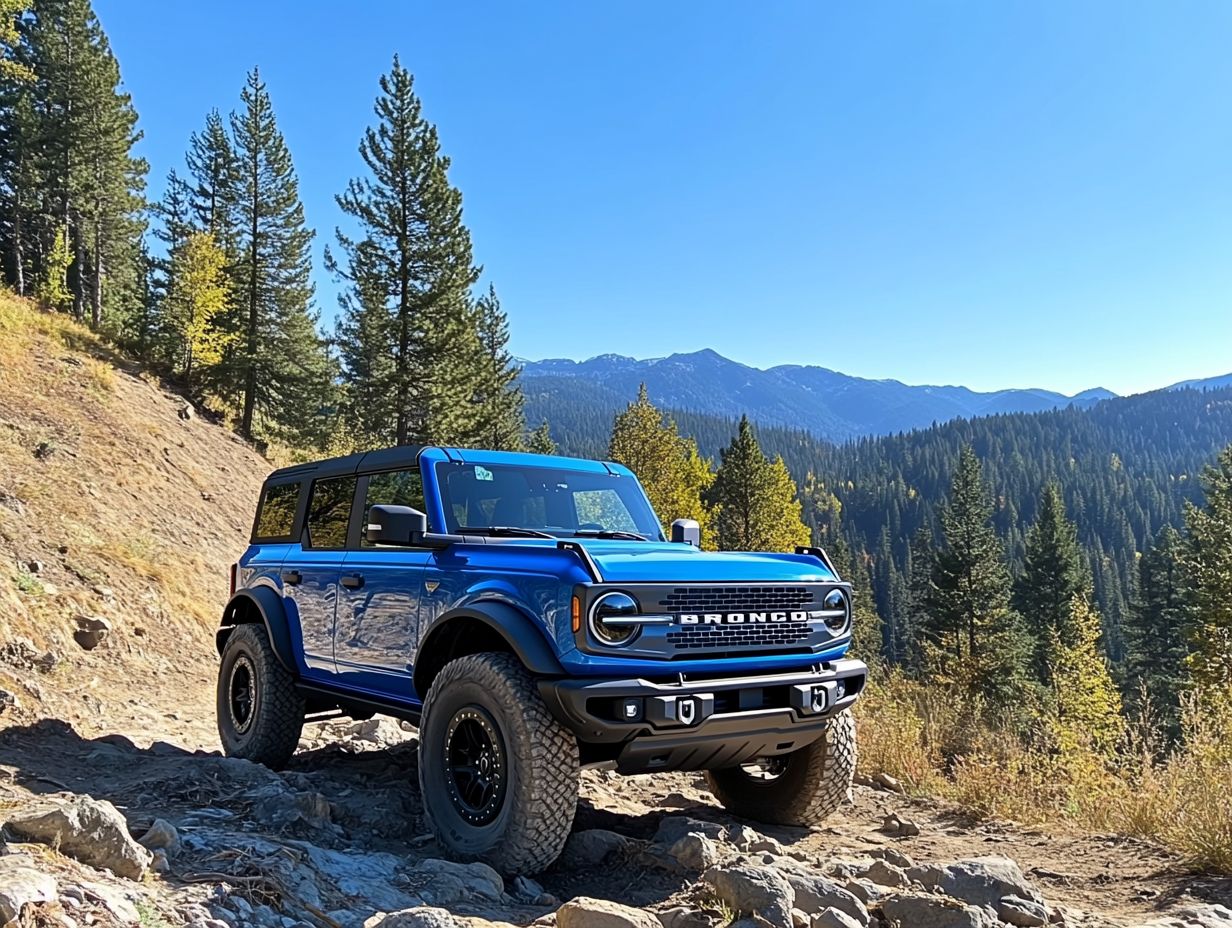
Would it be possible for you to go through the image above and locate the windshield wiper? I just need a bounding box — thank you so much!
[458,525,555,539]
[572,529,649,541]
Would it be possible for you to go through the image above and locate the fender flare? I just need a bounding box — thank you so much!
[216,585,297,673]
[414,600,564,696]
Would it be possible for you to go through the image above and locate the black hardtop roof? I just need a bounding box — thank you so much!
[264,444,427,486]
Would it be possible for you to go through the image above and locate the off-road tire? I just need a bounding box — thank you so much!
[419,652,579,875]
[705,709,856,826]
[216,623,305,769]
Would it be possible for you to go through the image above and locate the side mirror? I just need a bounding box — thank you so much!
[366,504,428,546]
[671,518,701,547]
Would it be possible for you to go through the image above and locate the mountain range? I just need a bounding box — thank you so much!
[520,349,1230,442]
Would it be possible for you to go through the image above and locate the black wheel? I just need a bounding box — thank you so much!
[419,652,579,875]
[216,623,305,768]
[705,709,856,826]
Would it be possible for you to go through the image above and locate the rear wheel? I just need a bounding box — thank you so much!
[705,709,856,826]
[419,652,579,874]
[216,623,305,768]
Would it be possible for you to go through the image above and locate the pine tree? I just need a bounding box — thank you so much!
[710,415,809,552]
[1013,483,1091,683]
[329,55,482,448]
[469,284,524,449]
[527,420,556,455]
[163,231,230,387]
[920,446,1031,710]
[1047,594,1124,756]
[1182,445,1232,704]
[185,109,238,247]
[229,67,332,444]
[609,385,714,543]
[1124,525,1190,736]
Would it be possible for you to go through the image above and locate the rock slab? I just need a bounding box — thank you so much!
[4,794,152,879]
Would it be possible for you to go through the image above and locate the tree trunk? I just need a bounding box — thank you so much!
[91,216,103,329]
[12,204,24,297]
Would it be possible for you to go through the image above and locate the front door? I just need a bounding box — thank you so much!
[334,467,431,702]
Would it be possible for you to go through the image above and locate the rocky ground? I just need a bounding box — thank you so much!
[1,708,1229,928]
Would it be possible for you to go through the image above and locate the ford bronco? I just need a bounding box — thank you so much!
[215,445,867,874]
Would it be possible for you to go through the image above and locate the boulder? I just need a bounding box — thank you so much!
[658,907,721,928]
[906,857,1042,908]
[669,832,720,871]
[364,908,459,928]
[780,871,867,924]
[994,895,1049,927]
[880,893,996,928]
[560,829,634,867]
[859,859,910,889]
[405,858,503,904]
[5,795,151,878]
[0,854,57,923]
[556,896,661,928]
[702,864,796,928]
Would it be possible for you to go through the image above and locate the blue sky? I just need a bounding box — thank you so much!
[96,1,1232,396]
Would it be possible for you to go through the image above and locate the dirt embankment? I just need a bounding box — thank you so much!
[0,291,1229,928]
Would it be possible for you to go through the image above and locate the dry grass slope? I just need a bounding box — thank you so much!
[0,289,270,747]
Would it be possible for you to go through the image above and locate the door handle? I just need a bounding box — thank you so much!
[340,573,365,590]
[281,569,302,586]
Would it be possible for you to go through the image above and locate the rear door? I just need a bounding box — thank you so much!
[278,474,359,681]
[335,466,432,701]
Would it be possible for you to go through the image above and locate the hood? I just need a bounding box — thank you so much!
[573,539,838,584]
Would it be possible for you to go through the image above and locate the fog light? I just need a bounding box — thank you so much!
[621,698,643,721]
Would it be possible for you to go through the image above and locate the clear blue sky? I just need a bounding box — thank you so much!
[96,1,1232,396]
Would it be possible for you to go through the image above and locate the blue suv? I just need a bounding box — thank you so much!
[216,446,867,874]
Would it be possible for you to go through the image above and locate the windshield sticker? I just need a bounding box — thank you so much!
[474,465,494,482]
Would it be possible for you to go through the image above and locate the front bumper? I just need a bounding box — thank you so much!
[538,658,867,773]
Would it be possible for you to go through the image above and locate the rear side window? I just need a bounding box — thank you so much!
[254,482,300,540]
[305,477,357,549]
[362,469,425,546]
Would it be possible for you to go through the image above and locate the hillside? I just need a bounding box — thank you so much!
[0,291,269,746]
[520,350,1117,442]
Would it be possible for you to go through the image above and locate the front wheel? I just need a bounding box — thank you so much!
[216,623,305,768]
[419,652,579,875]
[705,709,856,826]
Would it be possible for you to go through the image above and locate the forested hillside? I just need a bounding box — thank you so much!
[541,385,1232,666]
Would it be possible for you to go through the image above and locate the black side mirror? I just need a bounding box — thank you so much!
[671,518,701,547]
[366,504,428,546]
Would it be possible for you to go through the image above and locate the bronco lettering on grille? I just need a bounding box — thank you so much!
[678,610,822,625]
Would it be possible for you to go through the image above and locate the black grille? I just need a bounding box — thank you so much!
[655,585,814,613]
[665,623,813,652]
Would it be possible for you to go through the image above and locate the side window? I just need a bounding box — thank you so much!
[305,477,357,549]
[363,469,425,546]
[254,482,300,540]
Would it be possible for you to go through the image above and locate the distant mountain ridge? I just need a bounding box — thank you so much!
[519,349,1122,442]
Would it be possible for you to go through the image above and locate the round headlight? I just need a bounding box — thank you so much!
[589,591,640,646]
[822,588,850,633]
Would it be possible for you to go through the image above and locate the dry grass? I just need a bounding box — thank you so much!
[857,667,1232,873]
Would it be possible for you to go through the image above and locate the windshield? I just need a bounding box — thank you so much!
[434,461,664,540]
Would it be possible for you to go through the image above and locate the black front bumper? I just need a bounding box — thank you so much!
[538,658,867,773]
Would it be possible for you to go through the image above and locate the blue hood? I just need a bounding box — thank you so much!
[574,540,837,584]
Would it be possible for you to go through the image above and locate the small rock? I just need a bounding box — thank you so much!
[872,772,905,793]
[655,816,727,847]
[72,614,111,650]
[860,859,910,888]
[702,865,796,928]
[669,832,720,871]
[878,813,920,838]
[0,688,17,713]
[511,874,555,906]
[139,818,181,856]
[749,836,786,856]
[812,908,864,928]
[0,854,58,923]
[868,848,915,869]
[406,858,503,904]
[880,893,996,928]
[556,896,661,928]
[995,896,1049,928]
[364,908,459,928]
[727,824,763,850]
[4,795,151,878]
[150,848,170,873]
[91,586,115,602]
[658,907,719,928]
[26,559,45,574]
[179,403,195,420]
[779,871,867,924]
